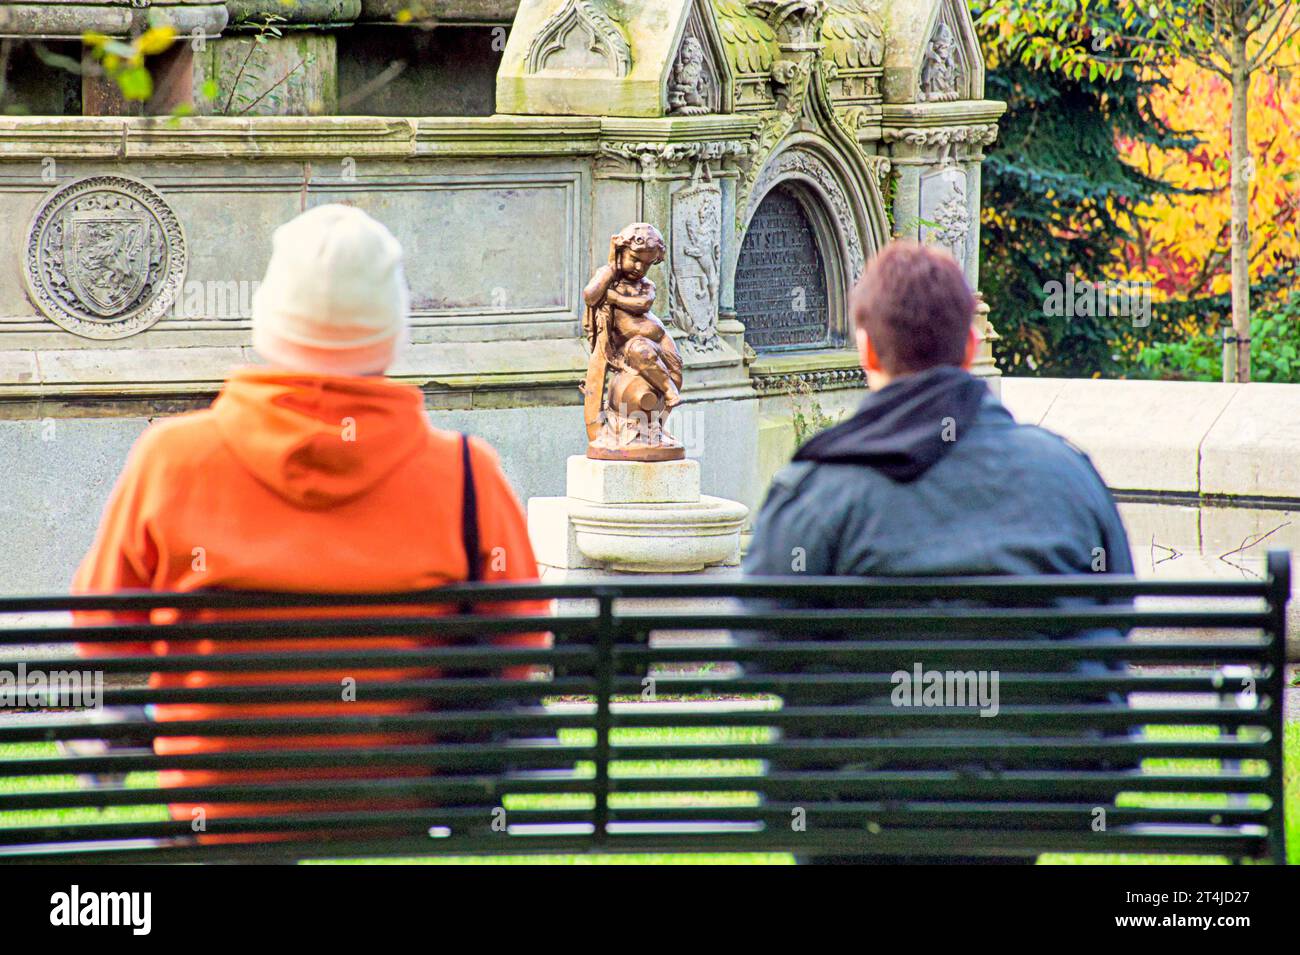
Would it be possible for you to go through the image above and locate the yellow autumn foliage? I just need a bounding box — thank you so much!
[1112,59,1300,313]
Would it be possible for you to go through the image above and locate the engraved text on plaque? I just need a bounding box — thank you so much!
[734,186,830,350]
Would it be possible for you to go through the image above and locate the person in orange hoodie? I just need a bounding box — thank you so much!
[72,203,549,842]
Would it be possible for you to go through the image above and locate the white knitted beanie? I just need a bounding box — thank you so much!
[251,204,409,376]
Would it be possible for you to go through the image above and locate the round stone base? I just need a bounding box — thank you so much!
[568,495,748,573]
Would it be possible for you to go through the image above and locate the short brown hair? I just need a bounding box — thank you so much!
[851,242,976,375]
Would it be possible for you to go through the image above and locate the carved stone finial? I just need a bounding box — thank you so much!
[581,223,685,462]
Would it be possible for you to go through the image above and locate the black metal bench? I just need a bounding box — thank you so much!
[0,553,1290,863]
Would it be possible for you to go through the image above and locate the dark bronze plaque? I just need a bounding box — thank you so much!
[735,186,830,350]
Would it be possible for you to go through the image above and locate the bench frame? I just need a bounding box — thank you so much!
[0,553,1290,864]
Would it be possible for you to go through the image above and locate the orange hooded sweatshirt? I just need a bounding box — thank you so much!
[72,368,549,828]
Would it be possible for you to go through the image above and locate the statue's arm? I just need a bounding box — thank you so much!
[583,265,617,307]
[607,278,655,314]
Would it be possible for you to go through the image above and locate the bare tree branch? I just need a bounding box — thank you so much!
[236,56,306,115]
[1250,6,1300,69]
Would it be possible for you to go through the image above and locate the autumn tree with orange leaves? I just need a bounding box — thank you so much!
[981,0,1300,382]
[1116,59,1299,312]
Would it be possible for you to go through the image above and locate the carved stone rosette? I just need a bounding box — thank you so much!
[24,176,188,340]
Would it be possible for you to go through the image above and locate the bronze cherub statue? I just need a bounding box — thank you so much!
[581,223,685,461]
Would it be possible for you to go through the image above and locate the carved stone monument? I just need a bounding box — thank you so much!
[0,0,1004,593]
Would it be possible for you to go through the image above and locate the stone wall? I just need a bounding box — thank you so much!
[0,1,1007,593]
[1001,377,1300,501]
[1002,376,1300,660]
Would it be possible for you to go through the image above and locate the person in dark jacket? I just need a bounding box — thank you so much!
[744,242,1132,580]
[742,243,1134,866]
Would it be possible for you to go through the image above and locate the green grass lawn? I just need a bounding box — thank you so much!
[2,723,1296,865]
[1038,722,1296,865]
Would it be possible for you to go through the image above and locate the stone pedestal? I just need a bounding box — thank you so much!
[527,456,748,579]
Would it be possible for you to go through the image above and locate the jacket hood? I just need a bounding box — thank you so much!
[212,368,429,508]
[794,366,991,482]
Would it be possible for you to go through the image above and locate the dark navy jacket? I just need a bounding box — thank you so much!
[743,371,1134,580]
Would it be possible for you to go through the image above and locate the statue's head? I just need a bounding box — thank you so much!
[612,223,667,280]
[933,22,955,52]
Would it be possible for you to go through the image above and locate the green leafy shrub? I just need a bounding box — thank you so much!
[790,378,844,447]
[1136,290,1300,382]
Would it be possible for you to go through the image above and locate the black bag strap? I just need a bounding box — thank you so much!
[460,433,482,583]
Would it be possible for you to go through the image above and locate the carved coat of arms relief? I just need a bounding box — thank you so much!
[24,175,188,340]
[670,178,724,350]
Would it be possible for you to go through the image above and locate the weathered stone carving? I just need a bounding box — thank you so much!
[751,364,865,393]
[526,0,632,77]
[24,175,187,340]
[735,50,815,210]
[599,140,753,179]
[668,36,713,115]
[748,0,828,45]
[921,167,971,264]
[670,180,723,350]
[821,0,884,68]
[732,0,883,255]
[883,124,998,171]
[711,0,779,109]
[919,20,962,102]
[582,224,685,462]
[668,7,723,117]
[820,1,886,122]
[882,125,999,148]
[769,57,810,88]
[863,153,892,192]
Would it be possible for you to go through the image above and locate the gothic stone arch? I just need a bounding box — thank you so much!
[733,140,883,351]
